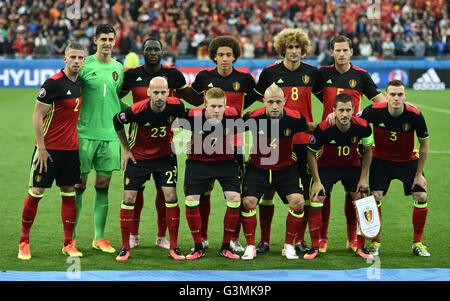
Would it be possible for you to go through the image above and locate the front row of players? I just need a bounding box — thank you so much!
[19,69,430,261]
[111,76,430,261]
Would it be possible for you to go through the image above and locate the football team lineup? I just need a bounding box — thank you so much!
[4,27,448,280]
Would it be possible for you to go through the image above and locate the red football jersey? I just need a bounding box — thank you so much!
[359,102,429,162]
[255,61,319,145]
[36,70,82,150]
[184,107,241,162]
[308,116,372,168]
[116,97,185,160]
[244,107,309,170]
[313,64,381,121]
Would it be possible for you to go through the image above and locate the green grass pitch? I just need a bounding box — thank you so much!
[0,88,449,273]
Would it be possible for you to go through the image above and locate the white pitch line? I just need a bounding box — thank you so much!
[429,150,450,154]
[416,104,450,115]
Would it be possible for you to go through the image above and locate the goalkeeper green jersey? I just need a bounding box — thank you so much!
[77,55,125,141]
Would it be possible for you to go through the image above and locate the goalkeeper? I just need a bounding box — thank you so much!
[73,24,128,253]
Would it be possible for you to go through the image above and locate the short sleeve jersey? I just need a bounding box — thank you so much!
[115,97,185,160]
[308,116,372,168]
[77,55,124,141]
[313,64,381,121]
[36,70,82,150]
[121,64,187,103]
[244,107,309,170]
[254,61,319,144]
[183,107,241,162]
[191,68,257,114]
[359,102,429,162]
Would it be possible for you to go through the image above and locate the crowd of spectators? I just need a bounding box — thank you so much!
[0,0,449,61]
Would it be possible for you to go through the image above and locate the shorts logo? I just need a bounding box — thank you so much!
[402,123,411,131]
[38,88,46,98]
[112,71,119,81]
[349,79,357,88]
[233,81,240,91]
[125,177,130,185]
[363,206,373,224]
[302,74,310,84]
[35,175,42,183]
[119,112,127,122]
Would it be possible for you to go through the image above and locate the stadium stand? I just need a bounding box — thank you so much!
[0,0,449,60]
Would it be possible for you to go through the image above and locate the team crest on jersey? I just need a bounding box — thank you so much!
[351,136,359,144]
[38,88,46,98]
[402,123,411,131]
[302,74,310,84]
[349,79,357,88]
[233,81,240,91]
[112,71,119,81]
[309,135,316,144]
[363,206,373,224]
[283,128,292,137]
[167,116,175,123]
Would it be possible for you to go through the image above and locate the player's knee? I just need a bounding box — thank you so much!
[287,194,304,210]
[226,192,241,204]
[372,191,383,202]
[413,192,427,204]
[243,197,257,209]
[95,175,111,190]
[30,187,45,196]
[164,192,178,203]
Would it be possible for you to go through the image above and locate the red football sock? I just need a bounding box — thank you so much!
[165,202,180,249]
[20,193,42,243]
[320,196,330,240]
[258,204,274,243]
[308,205,323,248]
[357,234,366,248]
[120,203,135,249]
[199,194,211,240]
[155,189,167,237]
[61,194,77,246]
[345,194,357,242]
[413,205,428,243]
[296,205,310,243]
[241,208,257,246]
[131,190,144,236]
[223,205,240,244]
[232,203,242,241]
[185,203,202,244]
[285,208,304,245]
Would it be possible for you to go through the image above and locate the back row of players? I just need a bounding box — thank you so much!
[18,25,430,262]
